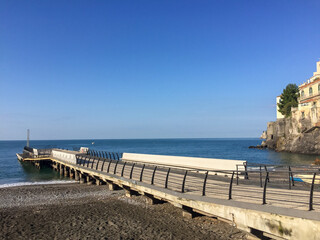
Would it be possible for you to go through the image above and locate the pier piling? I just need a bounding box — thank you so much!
[75,171,79,181]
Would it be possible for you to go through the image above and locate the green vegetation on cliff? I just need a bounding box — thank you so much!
[277,84,299,117]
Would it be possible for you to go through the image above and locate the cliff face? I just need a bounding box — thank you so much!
[264,118,320,154]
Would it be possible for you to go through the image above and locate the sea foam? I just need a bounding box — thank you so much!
[0,180,77,189]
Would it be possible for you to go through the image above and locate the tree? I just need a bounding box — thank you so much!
[277,84,299,117]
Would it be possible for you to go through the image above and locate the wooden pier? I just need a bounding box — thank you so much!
[17,147,320,240]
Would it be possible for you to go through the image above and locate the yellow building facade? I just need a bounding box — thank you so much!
[278,60,320,128]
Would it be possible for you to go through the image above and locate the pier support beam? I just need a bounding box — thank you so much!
[34,161,41,169]
[52,163,57,171]
[86,175,93,185]
[79,173,85,184]
[69,169,74,179]
[143,194,164,205]
[74,171,79,181]
[95,178,101,185]
[106,181,120,191]
[64,166,68,177]
[123,186,139,198]
[59,165,64,176]
[181,206,200,219]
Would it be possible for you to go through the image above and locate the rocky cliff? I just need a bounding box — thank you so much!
[262,117,320,154]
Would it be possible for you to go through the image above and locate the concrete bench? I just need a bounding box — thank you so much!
[121,153,246,173]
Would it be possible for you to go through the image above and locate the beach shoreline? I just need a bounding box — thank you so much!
[0,183,247,239]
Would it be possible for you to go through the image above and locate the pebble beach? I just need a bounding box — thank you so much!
[0,183,248,240]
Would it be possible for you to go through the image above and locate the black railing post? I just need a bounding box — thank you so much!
[260,166,262,187]
[116,153,120,160]
[91,157,95,169]
[288,166,292,190]
[114,160,119,174]
[181,170,188,193]
[151,166,157,185]
[107,160,113,173]
[309,173,317,211]
[101,158,106,171]
[108,152,112,159]
[244,163,249,180]
[165,168,171,189]
[112,152,116,160]
[130,163,135,179]
[202,171,209,196]
[140,164,145,182]
[121,162,127,177]
[87,157,91,168]
[262,172,269,205]
[236,166,239,185]
[228,171,235,200]
[264,166,270,182]
[96,157,100,170]
[290,166,295,186]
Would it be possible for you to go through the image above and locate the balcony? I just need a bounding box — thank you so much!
[299,92,319,101]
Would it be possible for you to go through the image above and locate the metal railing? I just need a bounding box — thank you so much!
[75,154,320,212]
[86,150,122,160]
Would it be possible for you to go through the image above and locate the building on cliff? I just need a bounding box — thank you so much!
[276,95,285,119]
[292,60,320,127]
[262,60,320,154]
[276,60,320,128]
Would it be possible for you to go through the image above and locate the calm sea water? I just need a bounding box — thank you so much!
[0,138,318,186]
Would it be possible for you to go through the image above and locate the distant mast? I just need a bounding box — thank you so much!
[27,129,30,147]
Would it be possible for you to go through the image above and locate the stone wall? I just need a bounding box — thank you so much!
[263,117,320,154]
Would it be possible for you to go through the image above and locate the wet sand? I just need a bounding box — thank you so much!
[0,183,248,239]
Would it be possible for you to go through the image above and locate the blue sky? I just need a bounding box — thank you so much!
[1,0,320,140]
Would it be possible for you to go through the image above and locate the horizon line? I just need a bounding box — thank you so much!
[0,137,260,141]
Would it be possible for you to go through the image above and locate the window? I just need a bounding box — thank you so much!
[302,112,305,119]
[301,90,305,97]
[318,84,320,93]
[309,87,313,95]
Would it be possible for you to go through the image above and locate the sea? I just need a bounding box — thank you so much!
[0,138,319,187]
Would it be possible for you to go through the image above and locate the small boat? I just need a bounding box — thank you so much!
[92,142,95,145]
[294,174,320,184]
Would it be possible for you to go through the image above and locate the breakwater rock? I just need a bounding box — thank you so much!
[261,118,320,154]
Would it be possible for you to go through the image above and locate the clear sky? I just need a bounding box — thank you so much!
[1,0,320,140]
